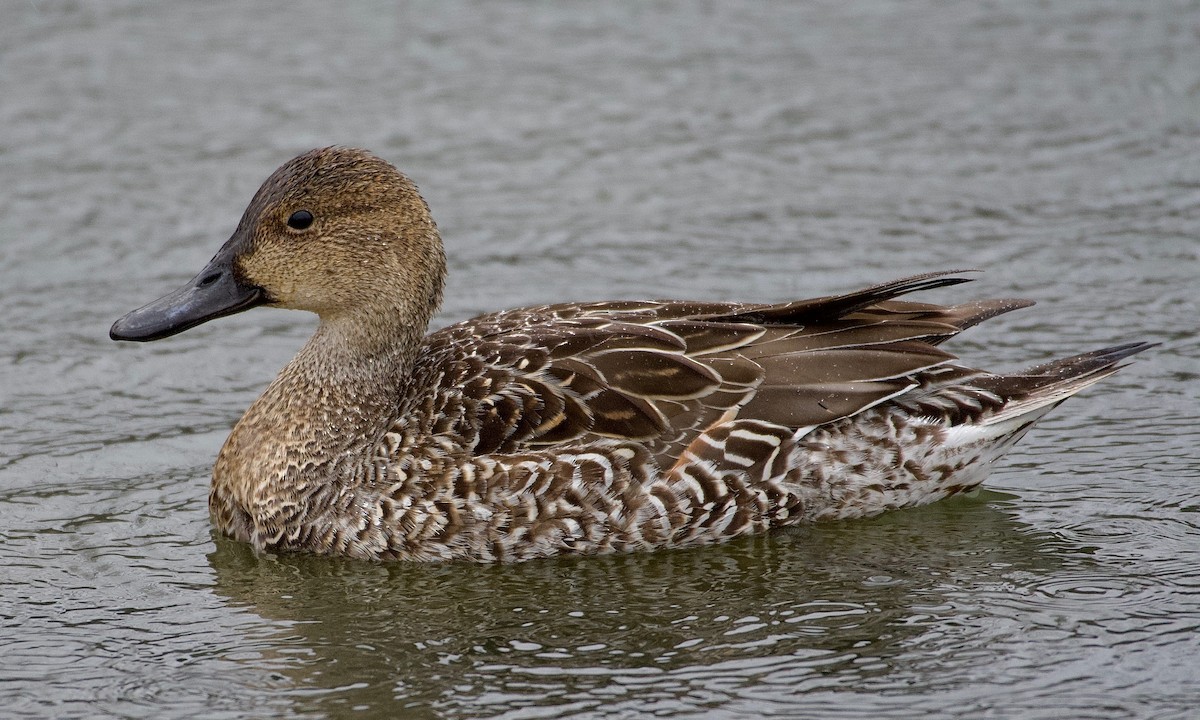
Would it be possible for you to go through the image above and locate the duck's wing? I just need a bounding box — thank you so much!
[408,271,1032,461]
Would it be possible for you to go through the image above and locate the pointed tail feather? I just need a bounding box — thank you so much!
[979,341,1156,426]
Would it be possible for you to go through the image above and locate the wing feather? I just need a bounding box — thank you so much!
[402,272,1033,466]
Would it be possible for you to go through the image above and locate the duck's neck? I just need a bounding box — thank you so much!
[210,309,426,542]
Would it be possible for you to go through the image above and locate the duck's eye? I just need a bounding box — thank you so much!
[286,210,314,231]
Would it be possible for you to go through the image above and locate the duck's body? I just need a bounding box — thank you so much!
[112,147,1151,562]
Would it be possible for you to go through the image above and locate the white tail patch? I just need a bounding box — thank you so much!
[941,403,1057,450]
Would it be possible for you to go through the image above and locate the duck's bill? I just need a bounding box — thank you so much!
[110,251,266,342]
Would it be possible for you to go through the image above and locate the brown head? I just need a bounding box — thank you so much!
[110,147,446,346]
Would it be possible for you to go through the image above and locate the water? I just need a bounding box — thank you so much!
[2,1,1198,717]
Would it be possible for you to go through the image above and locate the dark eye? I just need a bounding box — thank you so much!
[286,209,314,231]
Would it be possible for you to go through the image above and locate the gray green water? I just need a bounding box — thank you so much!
[2,2,1198,718]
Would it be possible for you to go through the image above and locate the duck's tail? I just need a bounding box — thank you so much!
[975,341,1156,428]
[922,341,1157,466]
[802,341,1155,522]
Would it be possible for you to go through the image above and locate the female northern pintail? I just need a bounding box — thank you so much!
[111,147,1152,562]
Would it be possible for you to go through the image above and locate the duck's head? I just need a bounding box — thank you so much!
[110,147,446,342]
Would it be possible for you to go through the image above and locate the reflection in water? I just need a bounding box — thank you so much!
[208,493,1079,718]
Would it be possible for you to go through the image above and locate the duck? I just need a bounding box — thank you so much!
[110,147,1152,562]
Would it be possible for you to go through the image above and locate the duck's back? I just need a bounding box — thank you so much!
[399,273,1010,458]
[360,272,1145,561]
